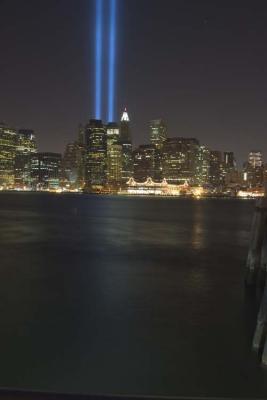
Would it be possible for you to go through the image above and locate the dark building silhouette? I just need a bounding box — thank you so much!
[149,119,167,149]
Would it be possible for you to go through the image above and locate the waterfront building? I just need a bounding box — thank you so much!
[119,109,133,186]
[209,150,224,188]
[85,119,107,190]
[62,142,85,190]
[31,152,62,190]
[121,141,133,186]
[222,151,240,188]
[149,119,167,149]
[14,129,37,189]
[242,151,264,189]
[243,163,264,188]
[195,145,210,186]
[161,137,199,185]
[123,177,204,197]
[106,122,122,188]
[133,144,162,182]
[0,122,17,188]
[107,143,122,188]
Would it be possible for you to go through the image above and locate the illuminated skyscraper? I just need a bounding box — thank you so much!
[107,122,120,147]
[106,122,122,187]
[120,108,131,142]
[0,122,17,188]
[133,145,162,182]
[14,129,37,188]
[85,119,107,190]
[31,152,62,190]
[162,138,199,184]
[243,151,264,188]
[209,151,223,187]
[149,119,167,149]
[195,145,210,186]
[62,142,85,190]
[248,151,263,168]
[119,109,133,185]
[222,151,239,187]
[209,151,224,187]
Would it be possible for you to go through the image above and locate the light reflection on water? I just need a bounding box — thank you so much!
[0,193,266,398]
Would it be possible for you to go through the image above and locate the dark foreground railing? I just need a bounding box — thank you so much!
[0,390,263,400]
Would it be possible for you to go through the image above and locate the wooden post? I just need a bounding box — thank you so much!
[257,221,267,288]
[253,285,267,351]
[245,198,266,286]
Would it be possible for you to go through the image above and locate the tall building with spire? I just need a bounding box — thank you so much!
[120,108,131,142]
[119,108,133,185]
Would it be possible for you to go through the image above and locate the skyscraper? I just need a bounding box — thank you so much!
[120,108,131,142]
[15,129,37,188]
[133,145,162,182]
[224,152,236,169]
[162,138,199,184]
[243,151,264,188]
[248,151,263,168]
[119,109,133,185]
[62,142,85,190]
[149,119,167,149]
[209,151,224,187]
[0,122,17,188]
[222,151,239,187]
[195,145,210,186]
[85,119,107,190]
[31,152,62,190]
[106,122,122,188]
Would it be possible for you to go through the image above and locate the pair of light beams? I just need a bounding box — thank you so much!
[95,0,117,122]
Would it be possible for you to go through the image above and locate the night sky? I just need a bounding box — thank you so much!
[0,0,267,164]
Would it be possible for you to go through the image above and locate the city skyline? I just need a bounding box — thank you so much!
[1,0,267,163]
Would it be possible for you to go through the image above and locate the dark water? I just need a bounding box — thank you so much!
[0,193,266,398]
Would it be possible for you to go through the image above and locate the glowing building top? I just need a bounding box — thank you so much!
[121,108,130,122]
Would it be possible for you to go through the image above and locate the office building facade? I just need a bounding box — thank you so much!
[31,152,62,190]
[85,119,107,190]
[149,119,167,149]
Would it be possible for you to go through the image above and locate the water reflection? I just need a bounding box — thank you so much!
[191,201,206,250]
[0,194,265,397]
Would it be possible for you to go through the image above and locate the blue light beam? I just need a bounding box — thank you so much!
[95,0,103,119]
[108,0,117,122]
